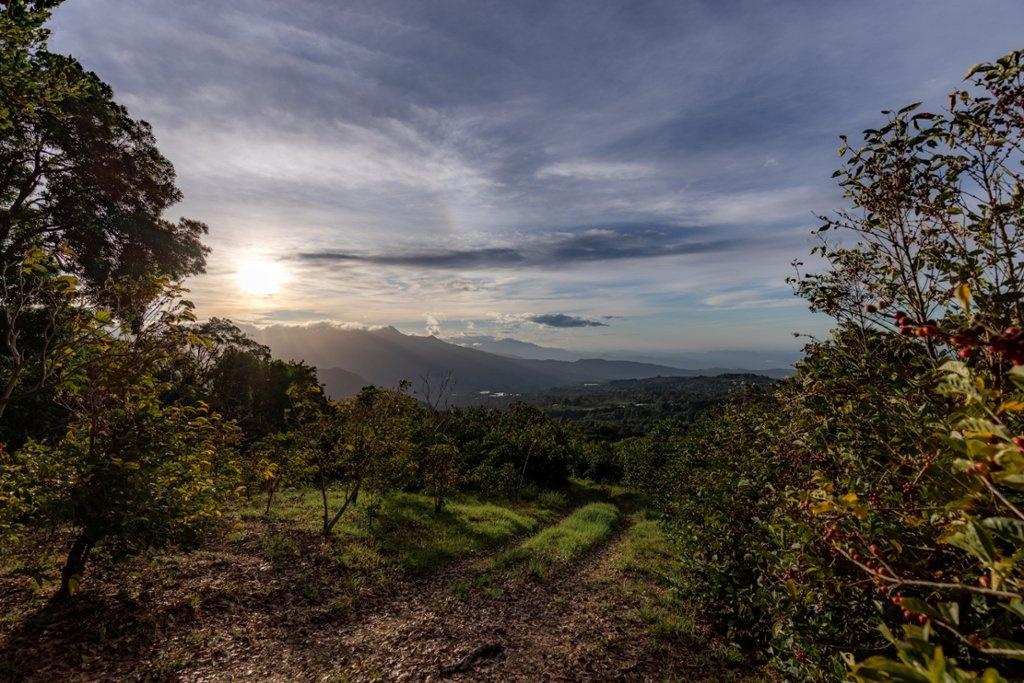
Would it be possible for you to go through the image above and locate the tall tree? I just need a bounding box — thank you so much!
[0,0,208,287]
[1,0,211,425]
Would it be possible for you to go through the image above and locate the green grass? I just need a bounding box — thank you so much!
[242,488,561,574]
[496,502,621,578]
[612,514,748,671]
[616,517,698,639]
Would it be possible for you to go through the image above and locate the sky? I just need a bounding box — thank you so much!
[48,0,1024,354]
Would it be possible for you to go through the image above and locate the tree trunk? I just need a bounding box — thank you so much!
[516,441,537,497]
[324,479,361,538]
[434,491,444,514]
[0,371,19,420]
[55,527,99,602]
[264,478,278,515]
[319,468,330,537]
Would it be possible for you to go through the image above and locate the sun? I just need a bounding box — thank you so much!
[235,259,287,296]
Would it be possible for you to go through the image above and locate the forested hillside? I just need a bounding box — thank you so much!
[471,374,777,439]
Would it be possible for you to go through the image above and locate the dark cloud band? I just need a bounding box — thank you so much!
[528,313,607,328]
[296,226,732,270]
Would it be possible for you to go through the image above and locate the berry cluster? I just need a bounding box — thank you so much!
[865,545,931,625]
[987,326,1024,365]
[891,595,929,625]
[885,309,1024,365]
[823,533,933,625]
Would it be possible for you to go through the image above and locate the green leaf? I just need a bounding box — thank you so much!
[946,519,998,564]
[981,516,1024,545]
[1003,599,1024,621]
[964,63,994,78]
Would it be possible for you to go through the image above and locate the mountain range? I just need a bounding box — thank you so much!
[245,324,792,401]
[447,334,801,369]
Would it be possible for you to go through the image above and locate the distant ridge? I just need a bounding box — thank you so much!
[448,335,582,361]
[246,324,704,399]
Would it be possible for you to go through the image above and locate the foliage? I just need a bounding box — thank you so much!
[311,384,421,537]
[646,49,1024,680]
[480,402,571,495]
[422,443,463,513]
[0,245,100,432]
[0,0,208,293]
[2,278,241,599]
[250,430,313,514]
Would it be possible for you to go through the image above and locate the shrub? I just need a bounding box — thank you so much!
[655,49,1024,679]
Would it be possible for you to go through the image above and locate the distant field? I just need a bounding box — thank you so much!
[471,373,779,438]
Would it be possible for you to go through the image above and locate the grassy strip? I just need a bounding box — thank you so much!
[241,488,562,574]
[495,501,621,578]
[609,515,751,675]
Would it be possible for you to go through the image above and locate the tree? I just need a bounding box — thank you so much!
[250,431,313,515]
[423,443,463,513]
[1,0,210,429]
[6,278,241,600]
[792,50,1024,357]
[414,372,463,512]
[313,384,420,538]
[1,1,208,289]
[484,403,568,496]
[167,317,323,446]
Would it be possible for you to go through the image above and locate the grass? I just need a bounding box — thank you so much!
[609,514,749,673]
[495,501,621,578]
[242,487,562,574]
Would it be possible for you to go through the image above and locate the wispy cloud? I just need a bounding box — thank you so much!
[703,288,801,310]
[47,0,1024,351]
[535,160,657,181]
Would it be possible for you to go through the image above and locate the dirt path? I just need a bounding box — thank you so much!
[3,503,749,682]
[177,515,636,682]
[180,510,742,682]
[323,517,669,682]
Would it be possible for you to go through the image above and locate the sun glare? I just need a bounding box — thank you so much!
[235,259,287,296]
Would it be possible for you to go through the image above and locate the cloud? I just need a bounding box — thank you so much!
[48,0,1024,351]
[528,313,608,328]
[702,288,800,310]
[424,312,444,336]
[300,247,524,269]
[259,309,332,322]
[535,160,656,181]
[296,225,733,271]
[242,320,384,331]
